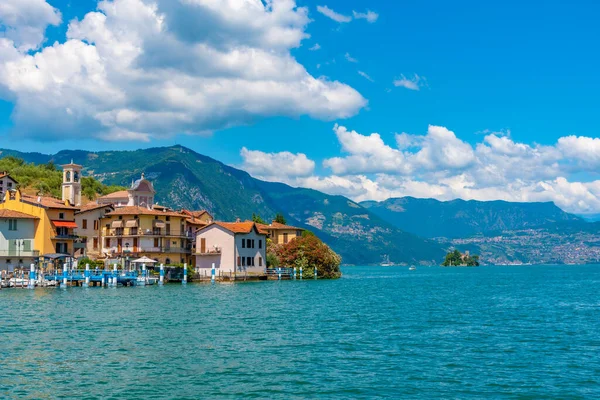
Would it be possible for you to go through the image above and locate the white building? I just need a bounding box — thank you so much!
[0,173,17,202]
[195,221,267,275]
[0,209,38,272]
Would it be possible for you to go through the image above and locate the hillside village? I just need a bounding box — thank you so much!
[0,162,305,275]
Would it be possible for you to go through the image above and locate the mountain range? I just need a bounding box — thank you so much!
[361,197,582,239]
[0,146,444,266]
[2,145,598,265]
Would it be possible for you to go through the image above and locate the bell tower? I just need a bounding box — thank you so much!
[61,160,82,206]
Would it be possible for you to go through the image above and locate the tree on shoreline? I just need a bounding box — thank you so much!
[269,234,342,279]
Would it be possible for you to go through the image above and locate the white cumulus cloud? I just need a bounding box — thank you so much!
[240,147,315,180]
[0,0,367,142]
[0,0,61,51]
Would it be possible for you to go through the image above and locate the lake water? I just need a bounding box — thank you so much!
[1,265,599,399]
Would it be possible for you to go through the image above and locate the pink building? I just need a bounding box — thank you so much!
[195,221,266,275]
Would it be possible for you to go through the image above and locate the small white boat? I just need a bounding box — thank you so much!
[409,266,417,271]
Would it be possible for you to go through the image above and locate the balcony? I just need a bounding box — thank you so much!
[102,229,193,238]
[197,247,222,256]
[53,234,79,240]
[0,250,40,257]
[105,247,191,255]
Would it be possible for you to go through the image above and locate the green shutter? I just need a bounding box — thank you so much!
[23,240,32,252]
[8,240,16,256]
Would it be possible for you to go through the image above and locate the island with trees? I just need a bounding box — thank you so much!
[442,250,480,267]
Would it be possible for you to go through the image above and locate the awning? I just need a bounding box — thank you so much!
[153,221,166,228]
[111,220,124,228]
[125,220,139,228]
[52,220,77,228]
[43,253,71,260]
[132,256,158,264]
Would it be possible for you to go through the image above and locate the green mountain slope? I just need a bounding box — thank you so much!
[1,146,445,265]
[361,197,582,239]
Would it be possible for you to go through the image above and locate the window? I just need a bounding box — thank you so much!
[246,257,252,267]
[283,233,289,244]
[82,219,88,229]
[258,240,262,249]
[166,216,170,221]
[118,216,123,220]
[8,182,12,188]
[251,239,255,248]
[258,257,263,267]
[94,220,99,230]
[241,257,246,266]
[154,238,160,247]
[8,219,17,231]
[237,256,241,267]
[242,239,245,249]
[105,238,110,247]
[59,212,65,220]
[93,238,98,249]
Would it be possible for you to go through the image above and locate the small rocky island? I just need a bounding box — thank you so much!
[442,250,480,267]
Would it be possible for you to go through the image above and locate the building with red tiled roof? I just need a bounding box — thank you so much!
[0,207,39,271]
[74,204,114,259]
[195,221,266,275]
[99,205,193,266]
[96,173,156,209]
[256,220,304,245]
[0,189,78,264]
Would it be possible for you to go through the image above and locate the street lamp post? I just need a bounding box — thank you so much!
[124,243,130,271]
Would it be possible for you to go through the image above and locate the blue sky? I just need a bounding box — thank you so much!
[1,0,600,213]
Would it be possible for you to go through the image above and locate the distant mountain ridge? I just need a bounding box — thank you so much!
[0,146,445,266]
[361,196,582,239]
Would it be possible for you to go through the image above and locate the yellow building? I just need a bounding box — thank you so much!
[0,190,79,257]
[100,206,192,266]
[257,221,304,245]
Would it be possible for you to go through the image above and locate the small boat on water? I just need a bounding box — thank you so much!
[409,266,417,271]
[380,254,393,267]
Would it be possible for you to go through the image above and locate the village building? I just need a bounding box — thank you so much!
[96,173,155,208]
[61,162,82,206]
[0,172,18,202]
[100,206,192,266]
[0,189,79,259]
[195,221,266,275]
[257,221,304,245]
[0,209,39,272]
[180,209,213,255]
[93,174,194,266]
[74,203,114,259]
